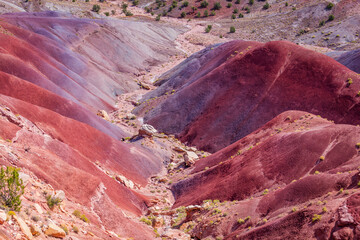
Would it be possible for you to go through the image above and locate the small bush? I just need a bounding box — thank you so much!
[196,12,201,18]
[133,0,139,6]
[155,14,161,21]
[238,13,244,18]
[328,15,335,21]
[262,189,269,195]
[140,217,152,225]
[292,207,297,212]
[104,12,109,16]
[181,11,186,18]
[182,1,189,7]
[205,25,212,33]
[73,210,89,223]
[210,10,216,16]
[322,207,328,213]
[200,0,209,8]
[263,2,269,9]
[92,4,100,13]
[312,214,322,222]
[237,218,245,224]
[204,10,209,17]
[319,156,325,161]
[46,195,62,210]
[230,26,236,33]
[285,2,288,6]
[233,9,238,13]
[319,20,325,26]
[326,2,334,10]
[0,167,25,211]
[235,0,240,4]
[248,0,254,5]
[213,2,222,10]
[227,3,232,8]
[231,14,236,19]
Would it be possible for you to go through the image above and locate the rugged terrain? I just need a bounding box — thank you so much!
[0,0,359,240]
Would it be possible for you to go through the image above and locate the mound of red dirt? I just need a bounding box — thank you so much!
[171,111,360,207]
[141,40,360,152]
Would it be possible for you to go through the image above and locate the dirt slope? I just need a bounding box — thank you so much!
[138,40,360,152]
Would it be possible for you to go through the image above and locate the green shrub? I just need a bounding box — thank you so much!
[200,0,209,8]
[238,13,243,18]
[0,166,25,211]
[181,11,186,18]
[328,15,334,21]
[204,10,209,17]
[140,217,152,225]
[205,25,212,33]
[155,14,161,21]
[182,1,189,7]
[235,0,240,4]
[196,12,201,17]
[285,2,288,6]
[233,9,238,13]
[73,210,89,223]
[263,2,269,9]
[227,3,232,8]
[248,0,254,5]
[133,0,139,6]
[326,2,334,10]
[312,214,321,222]
[210,10,216,16]
[213,2,222,10]
[92,4,100,13]
[46,195,62,210]
[319,20,325,26]
[104,12,109,16]
[262,189,269,195]
[230,26,236,33]
[231,14,236,19]
[237,218,245,224]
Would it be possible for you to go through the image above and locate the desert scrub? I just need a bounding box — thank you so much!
[0,166,25,211]
[312,214,321,222]
[237,218,245,224]
[46,195,62,210]
[230,26,236,33]
[213,2,222,10]
[72,225,79,234]
[92,4,100,13]
[140,217,152,225]
[60,224,69,235]
[205,25,212,33]
[326,2,333,10]
[322,207,328,213]
[73,210,89,223]
[262,189,269,195]
[319,156,325,161]
[347,78,353,86]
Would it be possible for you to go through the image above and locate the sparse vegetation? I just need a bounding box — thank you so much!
[205,25,212,33]
[312,214,322,222]
[73,210,89,223]
[249,0,254,5]
[326,2,334,10]
[213,2,222,10]
[46,195,62,210]
[230,26,236,33]
[263,2,270,9]
[328,15,335,21]
[92,4,100,13]
[0,166,24,211]
[200,0,209,8]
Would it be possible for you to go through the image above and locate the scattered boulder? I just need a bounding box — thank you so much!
[338,204,354,226]
[13,215,33,240]
[153,216,164,228]
[19,172,31,186]
[184,151,198,166]
[30,224,41,237]
[139,82,151,90]
[44,223,66,238]
[124,113,136,120]
[332,227,353,240]
[173,146,186,152]
[115,175,135,189]
[0,210,6,224]
[54,190,66,202]
[139,124,158,137]
[33,203,43,215]
[97,110,110,121]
